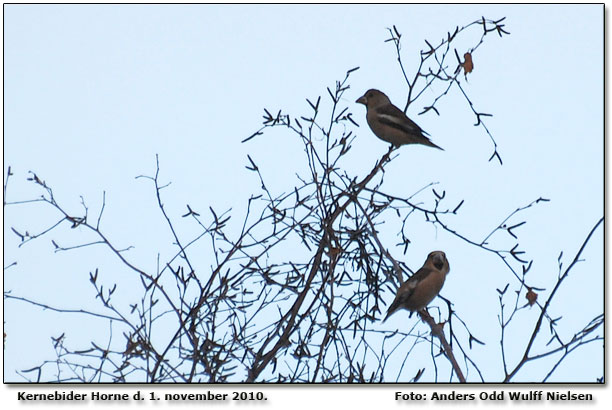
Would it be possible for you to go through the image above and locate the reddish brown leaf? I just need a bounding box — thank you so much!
[463,52,474,75]
[526,288,538,306]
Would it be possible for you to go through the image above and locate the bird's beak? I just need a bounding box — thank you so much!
[432,252,446,270]
[356,95,367,105]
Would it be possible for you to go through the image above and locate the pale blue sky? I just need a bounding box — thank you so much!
[3,3,603,390]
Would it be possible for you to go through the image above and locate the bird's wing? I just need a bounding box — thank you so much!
[384,267,435,320]
[375,104,427,135]
[406,266,435,285]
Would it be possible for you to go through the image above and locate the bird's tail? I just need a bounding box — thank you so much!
[383,301,400,322]
[424,138,444,150]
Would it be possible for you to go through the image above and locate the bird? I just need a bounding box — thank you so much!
[383,251,450,322]
[356,89,443,150]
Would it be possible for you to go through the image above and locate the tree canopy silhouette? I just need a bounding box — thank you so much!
[4,16,603,383]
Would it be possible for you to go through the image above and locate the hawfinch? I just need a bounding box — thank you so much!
[384,251,450,321]
[356,89,442,150]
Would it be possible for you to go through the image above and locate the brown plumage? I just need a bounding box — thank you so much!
[384,251,450,322]
[356,89,442,150]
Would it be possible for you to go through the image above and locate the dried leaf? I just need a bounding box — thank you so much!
[526,288,538,306]
[463,52,474,75]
